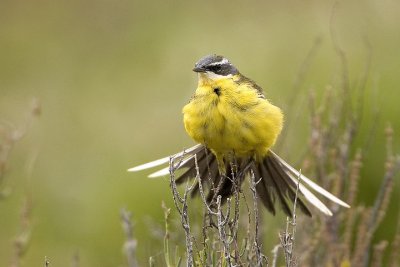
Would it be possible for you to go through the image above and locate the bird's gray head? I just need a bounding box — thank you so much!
[193,55,239,78]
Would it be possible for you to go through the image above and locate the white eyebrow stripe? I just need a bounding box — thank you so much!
[204,72,232,80]
[208,58,229,66]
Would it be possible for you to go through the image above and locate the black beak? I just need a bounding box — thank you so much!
[192,66,206,73]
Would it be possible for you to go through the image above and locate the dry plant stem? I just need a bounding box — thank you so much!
[169,157,195,267]
[362,155,400,263]
[350,126,400,267]
[249,170,263,266]
[10,196,32,267]
[281,171,301,267]
[335,123,354,194]
[280,232,293,267]
[217,196,233,266]
[359,127,400,266]
[228,160,241,264]
[326,125,355,264]
[0,98,40,199]
[326,124,355,264]
[204,148,217,197]
[162,201,173,267]
[343,150,362,259]
[300,222,324,265]
[291,170,301,240]
[120,208,138,267]
[308,88,339,184]
[371,241,388,267]
[201,209,210,265]
[241,190,251,245]
[352,206,370,267]
[241,193,255,264]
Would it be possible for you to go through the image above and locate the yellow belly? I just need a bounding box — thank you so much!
[183,77,283,160]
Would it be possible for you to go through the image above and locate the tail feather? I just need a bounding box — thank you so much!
[128,144,203,173]
[260,160,292,216]
[128,144,350,216]
[251,162,276,215]
[265,156,312,217]
[269,151,350,208]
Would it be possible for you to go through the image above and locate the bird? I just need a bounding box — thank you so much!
[129,54,349,217]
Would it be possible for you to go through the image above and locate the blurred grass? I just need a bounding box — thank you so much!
[0,0,399,266]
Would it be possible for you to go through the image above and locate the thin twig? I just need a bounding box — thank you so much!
[250,170,263,266]
[120,208,138,267]
[371,241,388,267]
[169,155,196,266]
[216,195,232,266]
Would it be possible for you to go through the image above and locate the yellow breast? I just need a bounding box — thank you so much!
[183,74,283,159]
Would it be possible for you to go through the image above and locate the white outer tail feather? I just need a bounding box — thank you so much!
[147,155,196,178]
[127,144,202,173]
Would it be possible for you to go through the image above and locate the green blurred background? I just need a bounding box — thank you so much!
[1,0,399,266]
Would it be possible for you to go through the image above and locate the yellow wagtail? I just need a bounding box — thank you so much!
[130,54,349,216]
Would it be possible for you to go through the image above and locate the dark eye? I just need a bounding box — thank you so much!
[209,65,222,72]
